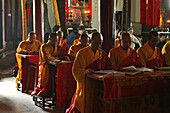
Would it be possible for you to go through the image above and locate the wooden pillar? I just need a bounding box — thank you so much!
[123,0,131,30]
[35,0,42,42]
[13,0,18,48]
[57,0,65,29]
[0,0,2,49]
[21,0,27,40]
[5,0,12,41]
[57,0,67,39]
[100,0,115,54]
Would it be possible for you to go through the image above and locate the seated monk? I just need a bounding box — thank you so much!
[108,32,142,71]
[137,31,164,68]
[57,31,70,53]
[15,31,42,89]
[162,40,170,66]
[66,32,112,113]
[68,33,89,61]
[31,33,69,96]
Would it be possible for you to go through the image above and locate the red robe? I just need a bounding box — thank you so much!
[137,42,164,68]
[108,46,142,70]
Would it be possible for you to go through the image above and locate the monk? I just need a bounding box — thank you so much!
[108,32,142,70]
[137,31,164,68]
[31,33,68,96]
[15,32,42,89]
[72,25,85,46]
[162,40,170,66]
[57,31,70,53]
[66,32,112,113]
[68,33,89,61]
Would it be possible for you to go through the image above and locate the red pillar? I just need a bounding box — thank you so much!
[100,0,115,54]
[35,0,42,42]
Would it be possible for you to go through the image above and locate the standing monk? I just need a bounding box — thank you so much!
[16,32,42,89]
[108,32,142,70]
[68,33,89,61]
[137,31,164,68]
[66,32,112,113]
[31,33,68,96]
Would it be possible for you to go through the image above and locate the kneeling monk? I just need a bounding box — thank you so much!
[66,32,112,113]
[137,31,164,68]
[68,33,89,61]
[15,32,42,89]
[108,32,142,71]
[31,33,68,96]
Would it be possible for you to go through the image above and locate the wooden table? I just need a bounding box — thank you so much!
[86,71,170,113]
[16,53,39,93]
[48,60,76,109]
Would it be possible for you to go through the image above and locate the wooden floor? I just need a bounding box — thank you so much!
[0,77,65,113]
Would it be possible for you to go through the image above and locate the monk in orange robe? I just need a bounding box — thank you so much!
[57,31,70,52]
[66,32,112,113]
[108,32,142,70]
[68,33,89,61]
[162,40,170,66]
[137,31,164,68]
[15,32,42,89]
[31,33,69,96]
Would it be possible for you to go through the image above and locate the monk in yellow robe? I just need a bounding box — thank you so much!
[31,33,68,96]
[15,32,42,89]
[68,33,89,61]
[57,31,70,52]
[162,40,170,66]
[66,32,112,113]
[137,31,164,68]
[109,32,142,70]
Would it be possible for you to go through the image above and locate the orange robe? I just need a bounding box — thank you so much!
[59,40,70,53]
[17,40,42,53]
[68,43,84,61]
[39,42,59,91]
[32,42,68,96]
[115,38,120,47]
[72,39,80,46]
[68,46,111,113]
[137,42,164,68]
[162,40,170,66]
[15,40,42,88]
[108,46,142,70]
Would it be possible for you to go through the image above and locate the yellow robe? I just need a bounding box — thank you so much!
[162,40,170,65]
[115,38,120,47]
[137,42,163,67]
[39,42,60,89]
[108,46,132,70]
[59,40,70,52]
[73,46,100,113]
[73,39,80,46]
[17,40,42,53]
[68,43,83,61]
[16,40,42,86]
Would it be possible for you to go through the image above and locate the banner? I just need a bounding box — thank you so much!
[26,8,31,24]
[140,0,161,27]
[153,0,161,27]
[116,0,123,11]
[21,0,27,40]
[140,0,146,24]
[53,0,61,26]
[147,0,153,26]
